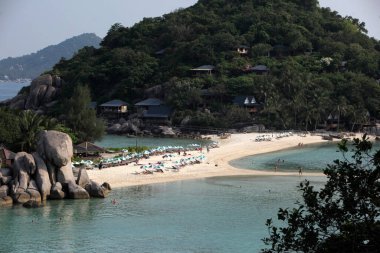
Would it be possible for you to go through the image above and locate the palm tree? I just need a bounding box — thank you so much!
[17,111,59,152]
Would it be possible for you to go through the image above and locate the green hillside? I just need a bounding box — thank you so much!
[0,33,101,80]
[50,0,380,130]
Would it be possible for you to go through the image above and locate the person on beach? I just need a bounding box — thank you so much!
[99,161,103,170]
[298,167,302,176]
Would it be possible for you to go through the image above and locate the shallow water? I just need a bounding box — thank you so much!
[230,142,380,172]
[0,176,325,253]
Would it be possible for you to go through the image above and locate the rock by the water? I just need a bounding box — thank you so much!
[26,180,41,204]
[0,185,9,198]
[67,181,89,199]
[76,168,91,188]
[13,152,36,194]
[85,180,110,198]
[13,191,31,204]
[102,182,112,191]
[32,153,51,201]
[23,200,42,208]
[49,182,65,200]
[0,196,13,206]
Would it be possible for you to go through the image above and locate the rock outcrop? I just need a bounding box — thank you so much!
[0,130,111,208]
[2,74,64,114]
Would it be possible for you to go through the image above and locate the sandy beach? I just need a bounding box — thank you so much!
[88,132,364,188]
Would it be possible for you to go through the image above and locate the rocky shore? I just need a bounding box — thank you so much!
[0,130,110,208]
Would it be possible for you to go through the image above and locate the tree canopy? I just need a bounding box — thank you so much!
[48,0,380,130]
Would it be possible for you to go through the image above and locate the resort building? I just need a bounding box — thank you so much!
[142,105,173,124]
[190,65,215,76]
[99,99,128,119]
[236,45,249,55]
[233,95,261,114]
[135,98,164,112]
[243,65,269,75]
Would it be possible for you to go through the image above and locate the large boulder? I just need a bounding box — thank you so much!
[26,180,41,204]
[49,182,65,200]
[13,152,36,191]
[37,130,73,169]
[0,185,9,198]
[76,168,91,188]
[25,75,53,110]
[32,153,51,201]
[67,181,89,199]
[0,196,13,207]
[85,180,110,198]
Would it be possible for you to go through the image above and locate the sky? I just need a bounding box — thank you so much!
[0,0,379,60]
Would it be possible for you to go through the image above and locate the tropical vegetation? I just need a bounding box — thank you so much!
[47,0,380,131]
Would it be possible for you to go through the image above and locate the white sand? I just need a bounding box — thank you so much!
[88,133,365,188]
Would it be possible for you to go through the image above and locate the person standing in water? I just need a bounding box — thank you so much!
[298,166,303,176]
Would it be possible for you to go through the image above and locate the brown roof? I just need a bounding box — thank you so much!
[74,142,105,154]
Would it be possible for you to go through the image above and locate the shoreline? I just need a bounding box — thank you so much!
[88,132,366,188]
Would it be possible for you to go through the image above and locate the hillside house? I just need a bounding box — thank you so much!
[233,96,261,114]
[143,105,173,124]
[236,45,249,55]
[135,98,164,112]
[244,65,269,75]
[99,99,128,118]
[190,65,215,76]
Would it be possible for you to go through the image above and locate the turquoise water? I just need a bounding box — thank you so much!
[96,135,210,148]
[0,176,325,253]
[230,142,380,172]
[0,81,29,101]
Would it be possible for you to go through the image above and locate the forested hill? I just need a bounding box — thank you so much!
[51,0,380,130]
[0,33,101,80]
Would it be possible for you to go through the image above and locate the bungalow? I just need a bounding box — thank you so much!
[135,98,163,110]
[143,105,173,124]
[244,65,269,75]
[190,65,215,75]
[0,147,16,168]
[233,96,261,113]
[236,45,249,55]
[99,99,128,118]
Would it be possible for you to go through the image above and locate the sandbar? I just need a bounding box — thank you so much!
[88,132,366,188]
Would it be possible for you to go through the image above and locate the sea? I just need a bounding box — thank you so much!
[230,142,380,172]
[1,81,379,252]
[0,175,326,253]
[0,80,30,101]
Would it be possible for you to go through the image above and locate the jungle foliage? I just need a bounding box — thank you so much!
[49,0,380,130]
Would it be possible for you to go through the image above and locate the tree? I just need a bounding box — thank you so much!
[262,135,380,253]
[65,85,105,142]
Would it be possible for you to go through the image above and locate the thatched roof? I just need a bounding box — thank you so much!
[74,142,105,154]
